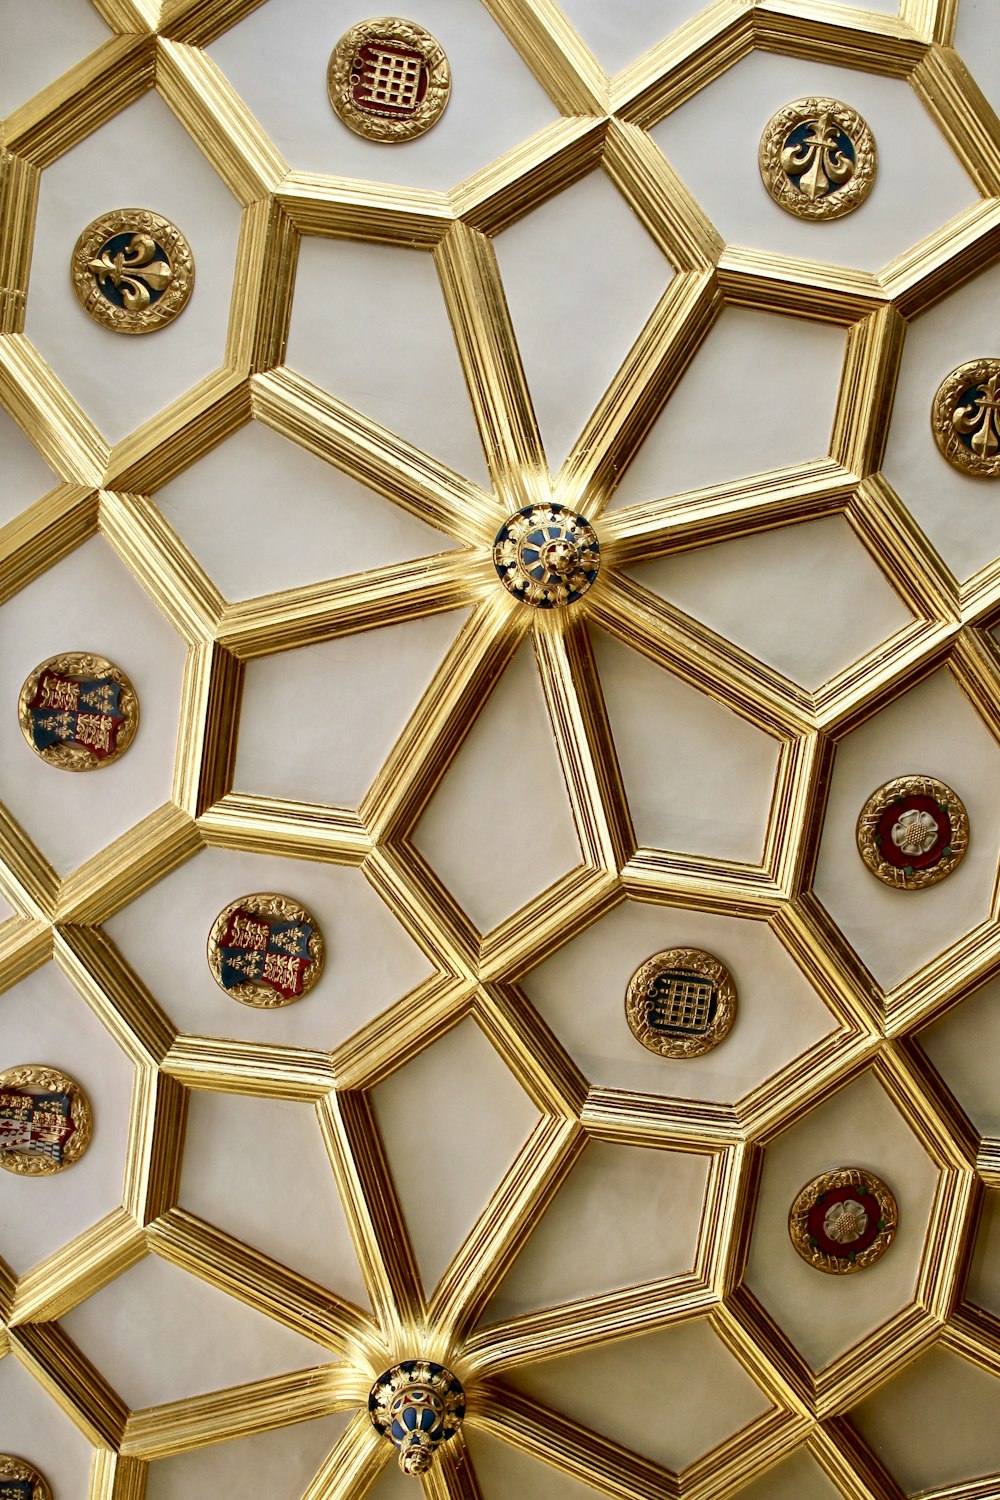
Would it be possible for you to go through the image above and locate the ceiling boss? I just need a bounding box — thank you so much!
[493,503,601,609]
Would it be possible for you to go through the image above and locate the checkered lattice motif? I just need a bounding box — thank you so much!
[646,971,715,1035]
[362,47,423,113]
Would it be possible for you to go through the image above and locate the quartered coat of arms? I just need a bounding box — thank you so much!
[18,653,138,770]
[207,893,326,1007]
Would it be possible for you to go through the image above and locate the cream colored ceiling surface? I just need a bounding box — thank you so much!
[3,1,1000,1498]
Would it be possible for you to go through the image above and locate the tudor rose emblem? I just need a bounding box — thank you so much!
[856,774,968,890]
[789,1167,897,1274]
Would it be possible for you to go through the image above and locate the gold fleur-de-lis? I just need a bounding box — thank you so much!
[779,111,855,200]
[88,232,172,312]
[953,373,1000,459]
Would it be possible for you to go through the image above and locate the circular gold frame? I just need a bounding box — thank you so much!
[327,16,451,143]
[625,947,737,1059]
[71,208,195,334]
[0,1455,52,1499]
[789,1167,897,1275]
[931,359,1000,479]
[0,1064,93,1177]
[207,892,326,1007]
[18,652,139,772]
[758,97,877,221]
[856,773,969,891]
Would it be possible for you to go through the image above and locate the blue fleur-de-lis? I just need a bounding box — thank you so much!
[88,233,172,312]
[780,111,854,201]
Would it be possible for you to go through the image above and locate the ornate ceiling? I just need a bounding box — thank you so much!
[3,0,1000,1496]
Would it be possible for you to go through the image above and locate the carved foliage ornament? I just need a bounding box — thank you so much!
[0,1065,93,1177]
[369,1361,465,1476]
[932,359,1000,478]
[328,17,450,142]
[71,209,194,333]
[625,947,737,1059]
[856,774,969,890]
[789,1167,897,1274]
[207,893,326,1007]
[759,97,877,220]
[494,504,600,609]
[0,1455,52,1500]
[18,653,139,771]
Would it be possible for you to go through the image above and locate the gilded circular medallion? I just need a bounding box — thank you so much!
[931,360,1000,478]
[0,1455,52,1499]
[789,1167,897,1274]
[758,97,877,220]
[0,1065,93,1176]
[18,653,139,772]
[328,17,450,142]
[856,774,968,890]
[207,893,326,1007]
[493,504,600,609]
[625,948,737,1059]
[71,209,194,333]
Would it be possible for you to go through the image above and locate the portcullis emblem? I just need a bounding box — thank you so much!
[207,893,325,1007]
[0,1065,93,1176]
[856,774,968,890]
[625,948,737,1059]
[71,209,194,333]
[931,360,1000,478]
[328,17,450,142]
[494,503,600,609]
[758,97,876,220]
[0,1455,52,1500]
[18,653,139,771]
[789,1167,897,1274]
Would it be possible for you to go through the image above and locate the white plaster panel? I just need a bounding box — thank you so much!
[412,641,582,934]
[651,53,977,274]
[179,1092,369,1308]
[483,1141,710,1323]
[592,629,778,862]
[26,92,243,445]
[287,238,489,487]
[633,516,911,691]
[370,1462,433,1500]
[918,972,1000,1137]
[235,609,467,808]
[154,420,456,601]
[955,0,1000,125]
[146,1413,351,1500]
[523,899,835,1103]
[0,534,187,874]
[0,405,58,530]
[745,1072,938,1370]
[608,308,845,508]
[495,170,673,470]
[554,0,692,76]
[0,0,110,116]
[882,260,1000,583]
[965,1190,1000,1319]
[812,668,1000,990]
[504,1321,769,1470]
[208,0,557,190]
[105,847,432,1052]
[0,1355,94,1498]
[373,1018,540,1293]
[465,1429,603,1500]
[853,1346,1000,1494]
[61,1254,331,1408]
[0,964,133,1276]
[734,1448,843,1500]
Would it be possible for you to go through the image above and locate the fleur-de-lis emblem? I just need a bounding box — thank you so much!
[953,373,1000,460]
[89,233,172,312]
[780,111,854,200]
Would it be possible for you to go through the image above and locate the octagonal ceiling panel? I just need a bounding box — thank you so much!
[0,0,110,115]
[965,1189,1000,1319]
[954,0,1000,120]
[918,974,1000,1137]
[466,1430,604,1499]
[145,1413,352,1500]
[0,405,57,530]
[0,1354,94,1498]
[733,1449,843,1500]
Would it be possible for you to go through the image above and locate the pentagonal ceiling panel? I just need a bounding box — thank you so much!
[0,1354,94,1499]
[372,1018,541,1293]
[0,534,187,874]
[965,1190,1000,1319]
[733,1449,843,1500]
[26,91,243,444]
[0,0,110,115]
[813,667,1000,991]
[955,0,1000,122]
[412,641,582,934]
[502,1320,770,1471]
[466,1429,603,1500]
[651,52,977,274]
[105,848,433,1052]
[631,515,912,691]
[522,899,835,1104]
[482,1140,711,1323]
[607,308,844,508]
[918,973,1000,1137]
[146,1413,352,1500]
[234,609,468,808]
[0,406,57,530]
[61,1254,331,1408]
[495,169,673,470]
[0,963,133,1276]
[853,1345,1000,1495]
[882,259,1000,583]
[208,0,558,189]
[153,420,457,601]
[178,1091,369,1308]
[592,630,778,862]
[287,237,489,486]
[745,1071,939,1369]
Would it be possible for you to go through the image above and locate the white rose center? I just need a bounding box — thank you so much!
[823,1198,867,1244]
[891,807,938,857]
